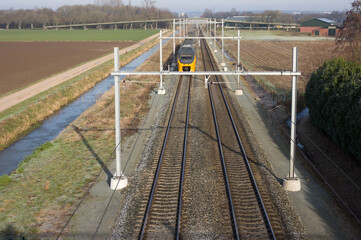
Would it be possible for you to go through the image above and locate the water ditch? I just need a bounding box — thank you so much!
[0,40,168,176]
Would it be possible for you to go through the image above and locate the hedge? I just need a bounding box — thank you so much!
[305,58,361,161]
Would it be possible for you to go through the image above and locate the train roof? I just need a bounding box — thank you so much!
[183,39,195,46]
[182,44,193,48]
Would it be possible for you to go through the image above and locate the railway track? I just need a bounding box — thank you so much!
[201,38,275,239]
[138,75,192,239]
[134,39,277,239]
[223,37,361,230]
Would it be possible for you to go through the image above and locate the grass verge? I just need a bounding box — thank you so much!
[0,32,163,151]
[0,33,173,239]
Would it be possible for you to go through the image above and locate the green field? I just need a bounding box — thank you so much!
[0,29,159,42]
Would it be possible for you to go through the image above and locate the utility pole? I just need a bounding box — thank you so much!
[283,47,301,192]
[235,30,243,95]
[158,30,166,94]
[214,18,216,45]
[222,19,224,61]
[110,47,128,190]
[173,19,176,57]
[179,19,182,44]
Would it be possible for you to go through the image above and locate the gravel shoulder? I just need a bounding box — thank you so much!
[110,74,178,239]
[111,40,300,239]
[64,75,178,239]
[210,39,357,238]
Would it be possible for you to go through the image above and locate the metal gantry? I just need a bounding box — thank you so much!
[110,47,128,190]
[111,19,302,191]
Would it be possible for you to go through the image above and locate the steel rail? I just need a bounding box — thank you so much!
[176,76,192,240]
[203,38,275,239]
[224,42,361,227]
[139,75,190,239]
[139,76,182,239]
[201,39,240,240]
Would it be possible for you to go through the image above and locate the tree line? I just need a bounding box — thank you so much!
[0,0,174,29]
[201,8,346,24]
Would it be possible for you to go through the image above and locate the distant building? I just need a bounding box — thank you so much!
[226,16,269,22]
[299,18,340,37]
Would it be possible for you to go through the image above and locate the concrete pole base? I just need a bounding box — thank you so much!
[110,174,128,190]
[235,89,243,95]
[283,177,301,192]
[158,87,166,95]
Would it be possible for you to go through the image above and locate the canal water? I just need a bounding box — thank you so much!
[0,40,167,176]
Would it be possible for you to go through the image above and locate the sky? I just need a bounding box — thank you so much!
[0,0,353,13]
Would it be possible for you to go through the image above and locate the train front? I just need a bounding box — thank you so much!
[177,45,196,72]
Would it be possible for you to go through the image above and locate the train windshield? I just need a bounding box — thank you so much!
[181,54,193,61]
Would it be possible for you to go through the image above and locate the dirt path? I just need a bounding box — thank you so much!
[0,33,159,113]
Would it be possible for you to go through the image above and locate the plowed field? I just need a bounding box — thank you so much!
[225,40,336,93]
[0,41,134,96]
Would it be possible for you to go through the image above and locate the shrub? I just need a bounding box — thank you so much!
[305,58,361,161]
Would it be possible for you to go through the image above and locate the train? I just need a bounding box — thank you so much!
[177,39,196,72]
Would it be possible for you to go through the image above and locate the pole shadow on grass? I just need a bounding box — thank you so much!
[72,125,113,184]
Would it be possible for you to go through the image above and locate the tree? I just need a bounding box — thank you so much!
[0,2,174,29]
[13,10,25,29]
[56,5,76,25]
[336,0,361,63]
[24,10,38,29]
[0,9,14,29]
[37,8,54,29]
[142,0,155,8]
[201,9,213,18]
[264,10,282,22]
[305,58,361,161]
[230,8,237,17]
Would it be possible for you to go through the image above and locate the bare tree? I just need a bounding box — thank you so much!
[96,0,123,7]
[142,0,156,8]
[37,8,54,29]
[336,0,361,62]
[0,2,174,29]
[13,9,25,29]
[56,5,76,25]
[0,10,6,29]
[24,9,38,29]
[201,9,213,18]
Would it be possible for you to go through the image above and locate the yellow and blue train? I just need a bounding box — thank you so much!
[177,40,196,72]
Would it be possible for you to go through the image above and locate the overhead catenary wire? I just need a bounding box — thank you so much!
[202,38,275,239]
[223,39,361,192]
[201,42,240,240]
[221,42,361,226]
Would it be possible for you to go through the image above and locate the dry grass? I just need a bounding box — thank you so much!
[0,33,174,239]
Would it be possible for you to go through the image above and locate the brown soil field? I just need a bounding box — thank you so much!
[225,40,337,93]
[0,41,135,96]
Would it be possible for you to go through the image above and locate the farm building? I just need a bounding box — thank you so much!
[299,18,340,37]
